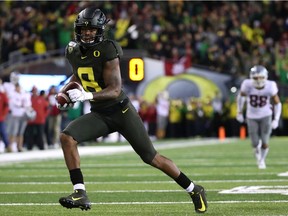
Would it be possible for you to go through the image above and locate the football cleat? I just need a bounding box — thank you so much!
[190,185,208,213]
[258,160,266,169]
[59,189,91,210]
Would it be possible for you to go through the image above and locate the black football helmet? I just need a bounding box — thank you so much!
[74,8,109,47]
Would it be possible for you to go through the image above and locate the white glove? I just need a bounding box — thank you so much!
[56,103,73,111]
[236,113,244,123]
[271,119,279,129]
[55,95,74,110]
[56,101,74,111]
[67,88,93,102]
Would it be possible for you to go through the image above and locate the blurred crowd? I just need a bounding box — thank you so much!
[1,72,288,153]
[0,72,88,153]
[1,1,288,83]
[1,1,288,153]
[138,90,288,141]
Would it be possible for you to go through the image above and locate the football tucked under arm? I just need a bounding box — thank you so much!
[55,81,83,110]
[67,87,93,102]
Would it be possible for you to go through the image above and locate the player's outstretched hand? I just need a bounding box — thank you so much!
[236,113,244,123]
[271,119,279,129]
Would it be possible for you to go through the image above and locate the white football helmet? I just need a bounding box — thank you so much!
[249,65,268,88]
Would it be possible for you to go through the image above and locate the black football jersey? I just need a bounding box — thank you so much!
[65,39,126,110]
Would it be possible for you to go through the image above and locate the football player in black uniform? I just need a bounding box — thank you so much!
[58,7,207,213]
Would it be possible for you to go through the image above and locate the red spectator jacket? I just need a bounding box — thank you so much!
[28,95,49,124]
[0,92,9,122]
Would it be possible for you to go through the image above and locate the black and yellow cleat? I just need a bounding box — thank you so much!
[59,189,91,211]
[190,185,208,213]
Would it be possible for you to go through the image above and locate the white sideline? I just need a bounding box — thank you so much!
[1,200,288,206]
[0,138,232,165]
[0,145,134,165]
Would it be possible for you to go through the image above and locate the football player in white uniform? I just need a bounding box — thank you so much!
[236,65,282,169]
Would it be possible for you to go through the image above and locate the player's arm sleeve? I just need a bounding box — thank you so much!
[236,92,246,113]
[272,93,282,121]
[237,80,248,113]
[271,82,282,120]
[273,102,282,121]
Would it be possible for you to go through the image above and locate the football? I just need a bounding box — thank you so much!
[55,81,82,107]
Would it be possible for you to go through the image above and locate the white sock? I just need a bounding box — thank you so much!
[254,147,261,161]
[73,183,86,191]
[185,182,195,193]
[261,148,269,161]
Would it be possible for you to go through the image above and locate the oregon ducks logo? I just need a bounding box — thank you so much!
[93,50,100,57]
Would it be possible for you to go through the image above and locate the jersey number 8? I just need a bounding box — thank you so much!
[77,67,102,92]
[249,95,268,107]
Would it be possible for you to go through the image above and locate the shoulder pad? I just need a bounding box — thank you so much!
[106,39,123,58]
[68,41,77,47]
[66,41,78,56]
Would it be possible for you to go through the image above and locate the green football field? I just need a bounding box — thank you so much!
[0,137,287,216]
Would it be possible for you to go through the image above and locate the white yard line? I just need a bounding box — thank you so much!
[0,200,288,206]
[0,138,232,165]
[0,179,287,185]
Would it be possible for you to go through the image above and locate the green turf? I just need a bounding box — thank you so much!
[0,137,287,216]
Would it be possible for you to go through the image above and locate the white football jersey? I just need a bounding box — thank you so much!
[3,82,15,98]
[240,79,278,119]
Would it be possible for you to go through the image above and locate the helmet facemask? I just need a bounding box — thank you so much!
[249,65,268,88]
[74,8,109,47]
[251,75,266,88]
[75,25,105,47]
[80,27,99,44]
